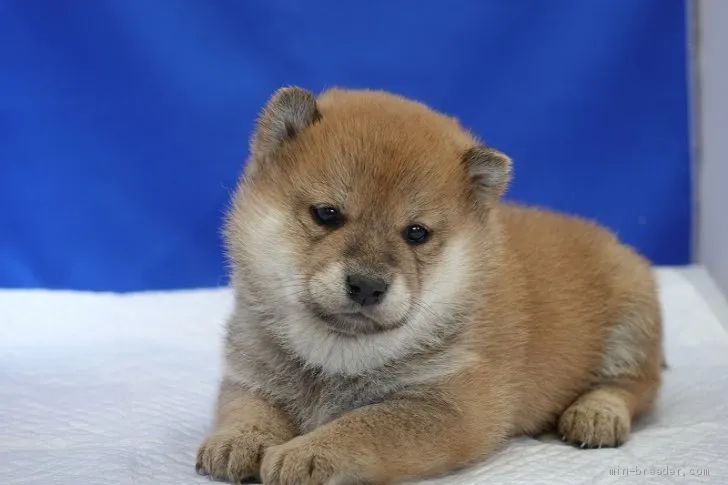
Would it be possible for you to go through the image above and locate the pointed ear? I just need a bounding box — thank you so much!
[248,86,321,174]
[461,145,512,202]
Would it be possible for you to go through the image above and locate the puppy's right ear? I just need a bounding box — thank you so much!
[248,86,321,174]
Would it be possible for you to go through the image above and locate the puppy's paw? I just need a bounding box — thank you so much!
[196,427,282,483]
[558,393,631,448]
[260,436,367,485]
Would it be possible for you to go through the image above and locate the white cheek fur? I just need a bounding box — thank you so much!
[373,275,411,323]
[307,262,348,311]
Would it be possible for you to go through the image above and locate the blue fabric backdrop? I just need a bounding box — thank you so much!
[0,0,691,292]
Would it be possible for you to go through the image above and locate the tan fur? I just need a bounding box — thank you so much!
[196,87,663,484]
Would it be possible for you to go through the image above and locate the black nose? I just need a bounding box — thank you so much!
[346,274,389,306]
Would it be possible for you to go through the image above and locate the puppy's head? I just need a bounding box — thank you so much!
[226,87,511,374]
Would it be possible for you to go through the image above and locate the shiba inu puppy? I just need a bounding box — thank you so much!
[196,87,663,485]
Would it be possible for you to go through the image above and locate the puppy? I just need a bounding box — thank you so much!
[196,87,663,484]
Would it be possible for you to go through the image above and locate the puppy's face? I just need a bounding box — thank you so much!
[287,152,461,338]
[226,88,511,373]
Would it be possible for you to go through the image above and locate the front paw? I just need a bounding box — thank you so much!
[260,436,366,485]
[197,427,282,483]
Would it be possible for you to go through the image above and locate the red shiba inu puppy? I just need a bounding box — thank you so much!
[196,87,663,485]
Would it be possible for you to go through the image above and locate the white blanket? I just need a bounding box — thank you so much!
[1,267,727,484]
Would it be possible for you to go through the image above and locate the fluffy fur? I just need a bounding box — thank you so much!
[196,87,664,485]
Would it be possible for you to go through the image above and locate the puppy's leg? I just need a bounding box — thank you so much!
[559,293,663,448]
[557,377,660,448]
[260,379,512,485]
[197,379,297,482]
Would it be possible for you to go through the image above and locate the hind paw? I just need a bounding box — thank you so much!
[558,394,631,448]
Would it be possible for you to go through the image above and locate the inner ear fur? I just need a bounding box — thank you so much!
[461,145,512,202]
[248,86,321,175]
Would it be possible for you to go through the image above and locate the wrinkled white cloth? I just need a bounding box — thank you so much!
[1,267,727,484]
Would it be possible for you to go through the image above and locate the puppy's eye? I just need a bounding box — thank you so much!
[310,206,345,228]
[403,224,430,245]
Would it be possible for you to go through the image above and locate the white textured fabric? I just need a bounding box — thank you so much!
[1,268,727,484]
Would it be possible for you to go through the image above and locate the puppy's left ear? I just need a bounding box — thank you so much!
[461,145,512,203]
